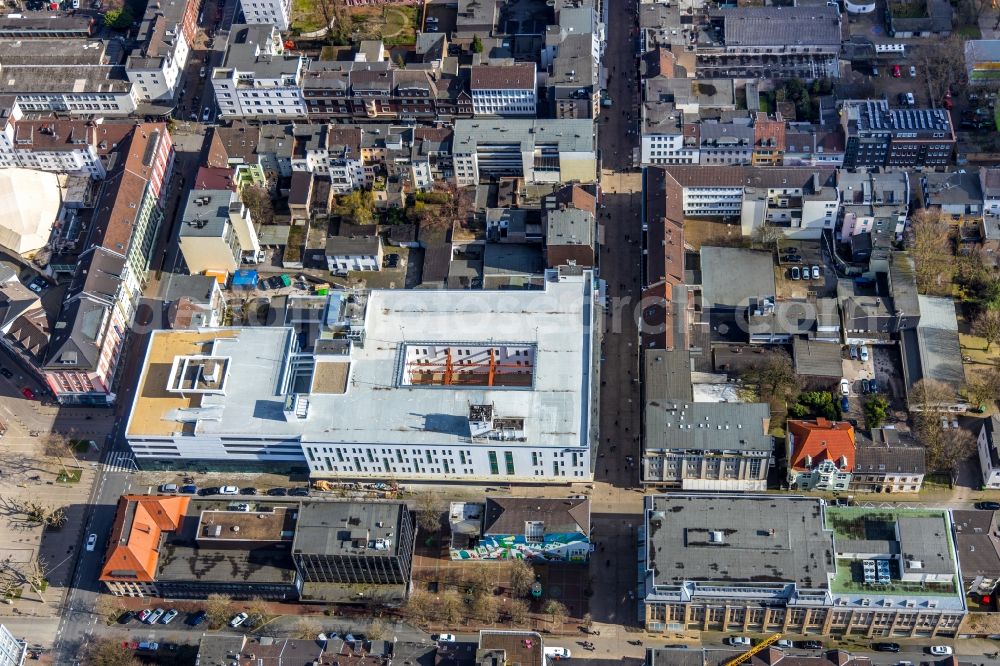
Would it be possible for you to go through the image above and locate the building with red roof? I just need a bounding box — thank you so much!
[787,418,856,491]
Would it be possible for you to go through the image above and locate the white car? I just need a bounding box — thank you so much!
[201,107,212,122]
[909,65,917,77]
[229,612,249,628]
[776,640,793,649]
[85,533,97,551]
[839,378,850,396]
[434,634,456,642]
[929,646,953,656]
[859,346,869,362]
[543,647,572,659]
[220,485,239,495]
[726,637,751,646]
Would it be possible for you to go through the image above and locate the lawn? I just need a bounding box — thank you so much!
[293,4,417,45]
[290,0,327,34]
[56,469,82,483]
[831,559,958,596]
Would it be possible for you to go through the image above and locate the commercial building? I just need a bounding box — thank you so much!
[126,0,199,102]
[448,496,590,562]
[696,6,842,79]
[841,100,955,168]
[212,25,307,119]
[100,495,413,602]
[43,124,173,405]
[0,107,121,178]
[787,418,855,492]
[125,268,598,482]
[642,395,772,490]
[977,415,1000,489]
[470,63,537,116]
[178,188,259,275]
[900,295,966,411]
[641,494,966,638]
[453,119,596,186]
[239,0,291,30]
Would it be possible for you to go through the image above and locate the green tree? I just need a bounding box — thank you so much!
[471,34,484,53]
[336,190,375,225]
[863,395,890,429]
[102,6,134,30]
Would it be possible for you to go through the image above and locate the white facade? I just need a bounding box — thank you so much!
[212,25,306,119]
[641,133,698,165]
[126,26,192,102]
[471,87,537,116]
[11,86,138,116]
[978,418,1000,489]
[326,248,382,275]
[0,113,105,178]
[239,0,291,30]
[0,625,24,666]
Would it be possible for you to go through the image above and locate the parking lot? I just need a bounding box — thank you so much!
[774,240,837,300]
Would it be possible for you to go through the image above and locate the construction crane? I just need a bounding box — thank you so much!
[723,634,784,666]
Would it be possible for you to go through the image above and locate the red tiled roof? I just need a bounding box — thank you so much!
[470,63,535,90]
[788,418,856,472]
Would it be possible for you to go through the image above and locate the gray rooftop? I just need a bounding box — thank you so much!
[953,510,1000,579]
[644,349,693,402]
[722,6,841,47]
[546,208,593,247]
[915,295,965,389]
[291,501,408,557]
[646,494,834,588]
[220,24,303,79]
[896,516,955,575]
[644,401,772,453]
[453,119,595,155]
[700,247,776,309]
[179,189,234,238]
[793,339,844,377]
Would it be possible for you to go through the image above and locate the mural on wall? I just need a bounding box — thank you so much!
[450,532,591,562]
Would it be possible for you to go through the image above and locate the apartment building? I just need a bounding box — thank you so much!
[696,6,842,79]
[852,427,926,493]
[841,100,955,168]
[43,124,173,405]
[642,399,773,490]
[126,0,199,102]
[0,106,122,178]
[838,170,910,241]
[787,418,856,491]
[640,104,698,165]
[178,188,259,275]
[642,494,966,638]
[212,25,307,119]
[239,0,291,30]
[290,125,366,193]
[453,118,596,185]
[0,625,25,666]
[325,231,383,275]
[125,269,598,481]
[978,415,1000,489]
[470,63,537,116]
[410,127,453,190]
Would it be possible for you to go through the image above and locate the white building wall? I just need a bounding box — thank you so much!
[240,0,291,30]
[978,423,1000,488]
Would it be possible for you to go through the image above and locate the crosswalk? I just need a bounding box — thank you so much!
[105,451,138,474]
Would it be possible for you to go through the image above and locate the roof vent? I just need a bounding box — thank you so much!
[709,530,724,544]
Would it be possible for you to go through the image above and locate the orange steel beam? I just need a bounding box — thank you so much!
[488,348,496,386]
[444,348,453,385]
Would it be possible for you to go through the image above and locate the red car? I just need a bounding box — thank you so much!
[21,388,34,400]
[892,65,902,78]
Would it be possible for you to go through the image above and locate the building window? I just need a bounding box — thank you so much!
[488,451,499,475]
[504,451,515,475]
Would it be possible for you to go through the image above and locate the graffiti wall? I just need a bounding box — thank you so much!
[450,532,591,562]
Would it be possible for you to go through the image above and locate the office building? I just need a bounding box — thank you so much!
[841,100,955,168]
[126,0,199,102]
[0,625,25,666]
[178,188,259,275]
[642,494,966,638]
[239,0,291,30]
[470,63,537,116]
[212,25,307,119]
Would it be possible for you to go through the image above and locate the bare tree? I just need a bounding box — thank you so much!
[967,367,1000,407]
[916,36,967,103]
[470,593,500,624]
[367,617,388,641]
[403,589,433,624]
[739,350,800,403]
[83,638,142,666]
[752,222,783,249]
[914,412,976,473]
[909,378,956,412]
[95,594,127,625]
[973,309,1000,351]
[507,558,535,597]
[292,617,323,639]
[582,612,594,631]
[41,434,75,477]
[439,590,463,625]
[245,596,272,629]
[910,211,955,295]
[205,593,233,630]
[543,600,569,631]
[414,492,442,534]
[241,184,275,227]
[465,565,495,596]
[507,598,529,625]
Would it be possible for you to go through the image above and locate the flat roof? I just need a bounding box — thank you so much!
[291,501,407,557]
[700,247,776,309]
[195,505,297,543]
[723,6,841,47]
[453,119,595,154]
[646,494,834,589]
[128,271,594,450]
[915,295,965,389]
[644,402,772,452]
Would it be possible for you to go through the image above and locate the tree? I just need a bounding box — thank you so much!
[83,638,141,666]
[582,612,594,630]
[245,596,271,629]
[910,211,954,296]
[204,593,233,630]
[471,35,484,53]
[752,222,783,249]
[543,600,568,630]
[508,558,535,597]
[41,434,76,477]
[465,565,495,596]
[439,590,463,625]
[394,54,406,69]
[796,391,838,420]
[966,368,1000,407]
[740,351,800,403]
[102,5,134,30]
[973,309,1000,352]
[95,594,127,625]
[914,412,976,473]
[292,617,322,639]
[469,593,500,624]
[909,378,955,412]
[508,598,529,624]
[241,184,274,227]
[916,35,967,103]
[367,617,388,640]
[414,492,442,534]
[336,190,375,226]
[403,589,434,624]
[863,395,890,429]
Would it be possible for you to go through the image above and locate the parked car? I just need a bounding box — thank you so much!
[905,92,915,106]
[850,346,858,360]
[840,396,850,412]
[791,266,801,280]
[872,642,901,652]
[868,378,878,393]
[289,487,310,497]
[240,487,258,496]
[976,502,1000,510]
[138,609,152,623]
[434,634,456,642]
[201,106,212,121]
[726,637,751,647]
[188,610,207,626]
[219,485,239,495]
[795,641,823,649]
[775,640,794,649]
[861,379,870,394]
[860,346,869,362]
[892,65,902,77]
[161,609,179,624]
[146,608,165,624]
[840,378,850,396]
[117,610,136,624]
[198,487,220,496]
[811,265,820,280]
[85,533,97,551]
[229,612,249,628]
[909,65,917,77]
[929,646,953,656]
[543,647,571,660]
[21,388,34,400]
[266,487,288,496]
[0,368,11,378]
[384,253,400,269]
[159,483,178,493]
[137,642,159,652]
[180,484,198,494]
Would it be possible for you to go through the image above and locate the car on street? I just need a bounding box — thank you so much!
[892,65,902,77]
[795,641,823,649]
[861,379,870,394]
[868,378,878,393]
[240,487,258,496]
[117,610,135,624]
[180,484,198,494]
[146,608,165,624]
[159,483,178,493]
[201,107,212,121]
[860,346,869,362]
[289,487,310,497]
[840,396,850,412]
[220,485,239,495]
[909,65,917,77]
[138,609,152,622]
[976,501,1000,510]
[85,533,97,551]
[726,637,751,646]
[791,266,800,280]
[905,92,915,107]
[0,368,11,379]
[811,265,820,280]
[266,487,288,496]
[929,646,953,656]
[229,612,249,628]
[872,642,901,652]
[161,609,179,624]
[775,640,793,649]
[198,487,220,496]
[21,387,34,400]
[840,378,850,396]
[434,634,456,642]
[188,610,207,626]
